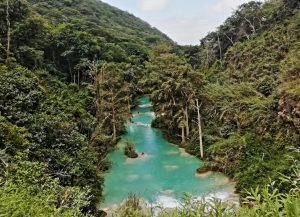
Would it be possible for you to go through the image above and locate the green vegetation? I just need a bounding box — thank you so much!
[0,0,172,215]
[0,0,299,216]
[124,141,138,159]
[0,65,102,215]
[143,0,299,196]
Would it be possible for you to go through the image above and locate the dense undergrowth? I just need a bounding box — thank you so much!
[0,65,103,216]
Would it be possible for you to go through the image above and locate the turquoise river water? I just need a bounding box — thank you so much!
[102,96,237,208]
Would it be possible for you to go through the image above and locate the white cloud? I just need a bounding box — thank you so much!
[140,0,170,11]
[99,0,260,45]
[212,0,252,13]
[153,17,210,45]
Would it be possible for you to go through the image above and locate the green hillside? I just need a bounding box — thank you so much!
[1,0,173,80]
[29,0,172,46]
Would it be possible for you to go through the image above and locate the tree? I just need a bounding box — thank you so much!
[5,0,10,64]
[90,62,131,142]
[199,1,264,62]
[195,99,203,158]
[0,0,29,64]
[144,47,203,145]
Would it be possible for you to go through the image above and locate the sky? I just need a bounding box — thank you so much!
[101,0,259,45]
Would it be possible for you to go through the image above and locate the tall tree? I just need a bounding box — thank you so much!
[195,99,203,159]
[90,62,131,142]
[5,0,10,64]
[0,0,28,64]
[144,46,203,144]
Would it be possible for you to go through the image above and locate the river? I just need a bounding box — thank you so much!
[102,95,237,209]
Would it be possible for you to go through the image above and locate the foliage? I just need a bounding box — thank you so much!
[0,115,28,184]
[142,46,204,147]
[89,62,132,142]
[188,0,300,193]
[157,190,300,217]
[116,194,149,217]
[0,156,90,217]
[0,0,171,215]
[0,64,105,215]
[146,0,300,196]
[0,65,43,125]
[124,141,138,159]
[0,0,173,79]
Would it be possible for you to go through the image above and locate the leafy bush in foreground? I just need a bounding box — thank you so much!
[114,163,299,217]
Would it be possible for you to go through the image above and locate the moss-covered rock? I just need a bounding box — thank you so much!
[124,141,138,158]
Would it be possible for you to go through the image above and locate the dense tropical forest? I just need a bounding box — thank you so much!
[0,0,299,216]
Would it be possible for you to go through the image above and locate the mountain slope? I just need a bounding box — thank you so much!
[29,0,172,46]
[1,0,174,81]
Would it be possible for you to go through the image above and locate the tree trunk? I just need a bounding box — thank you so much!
[99,65,104,118]
[217,33,222,60]
[223,33,234,45]
[244,32,250,40]
[244,17,256,35]
[196,99,204,159]
[52,50,56,63]
[5,0,11,65]
[181,126,186,144]
[67,58,73,83]
[90,61,103,122]
[112,95,117,142]
[112,113,116,142]
[77,70,80,86]
[206,47,209,68]
[95,75,100,121]
[171,95,176,106]
[185,106,189,138]
[127,96,131,113]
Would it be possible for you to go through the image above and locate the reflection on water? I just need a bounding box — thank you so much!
[102,96,237,208]
[163,164,179,171]
[127,174,140,181]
